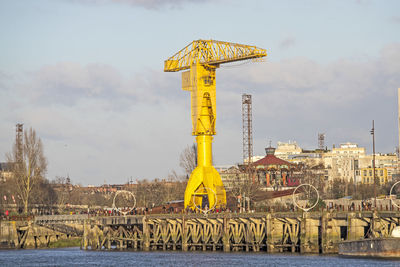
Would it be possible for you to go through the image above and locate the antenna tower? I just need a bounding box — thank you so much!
[242,94,253,182]
[16,123,23,163]
[318,133,325,150]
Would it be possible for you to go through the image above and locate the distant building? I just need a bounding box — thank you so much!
[217,165,248,191]
[323,143,366,183]
[356,153,398,183]
[79,184,125,194]
[332,142,366,156]
[0,162,13,182]
[253,146,298,188]
[274,141,302,160]
[274,141,326,167]
[322,143,398,184]
[224,140,399,189]
[272,141,398,185]
[243,155,264,164]
[360,167,388,185]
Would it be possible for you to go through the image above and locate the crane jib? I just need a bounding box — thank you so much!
[164,39,267,73]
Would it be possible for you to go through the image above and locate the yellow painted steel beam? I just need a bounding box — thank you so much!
[164,40,267,72]
[164,40,267,210]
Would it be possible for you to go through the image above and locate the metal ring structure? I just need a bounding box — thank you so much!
[390,181,400,209]
[191,187,217,215]
[292,184,319,212]
[112,190,136,216]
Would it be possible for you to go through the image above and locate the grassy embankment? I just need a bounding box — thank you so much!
[48,237,82,248]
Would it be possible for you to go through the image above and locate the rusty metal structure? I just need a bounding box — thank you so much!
[371,120,377,208]
[16,123,23,163]
[318,133,325,150]
[242,94,253,182]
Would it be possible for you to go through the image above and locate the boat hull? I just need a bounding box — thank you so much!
[339,238,400,257]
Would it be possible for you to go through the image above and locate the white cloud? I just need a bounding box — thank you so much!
[390,16,400,24]
[19,62,122,106]
[217,43,400,154]
[66,0,209,10]
[279,37,296,49]
[15,62,184,109]
[1,62,191,184]
[1,43,399,184]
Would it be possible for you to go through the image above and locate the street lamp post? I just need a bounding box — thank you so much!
[371,120,377,209]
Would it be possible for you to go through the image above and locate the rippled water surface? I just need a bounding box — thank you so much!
[1,247,399,266]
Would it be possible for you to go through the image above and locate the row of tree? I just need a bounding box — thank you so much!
[2,129,399,215]
[1,128,189,214]
[49,176,187,209]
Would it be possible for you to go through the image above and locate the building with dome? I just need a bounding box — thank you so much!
[253,146,299,189]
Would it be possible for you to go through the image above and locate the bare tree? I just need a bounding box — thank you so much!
[51,176,71,208]
[331,178,346,199]
[298,163,326,197]
[179,143,197,177]
[31,178,58,210]
[6,127,47,214]
[228,171,263,211]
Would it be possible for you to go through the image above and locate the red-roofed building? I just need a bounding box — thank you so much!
[253,146,299,189]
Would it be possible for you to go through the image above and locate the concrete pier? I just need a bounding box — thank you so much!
[2,211,399,252]
[81,211,400,253]
[1,215,84,249]
[0,220,79,249]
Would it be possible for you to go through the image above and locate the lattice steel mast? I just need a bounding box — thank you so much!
[242,94,253,182]
[318,133,325,150]
[16,123,23,163]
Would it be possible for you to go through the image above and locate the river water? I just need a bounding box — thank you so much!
[0,247,399,266]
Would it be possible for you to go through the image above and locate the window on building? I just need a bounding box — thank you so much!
[364,170,367,176]
[380,170,383,176]
[369,170,372,176]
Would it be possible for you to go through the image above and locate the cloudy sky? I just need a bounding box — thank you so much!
[0,0,399,185]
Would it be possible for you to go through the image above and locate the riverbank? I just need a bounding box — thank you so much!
[0,220,82,249]
[48,237,81,248]
[0,237,81,249]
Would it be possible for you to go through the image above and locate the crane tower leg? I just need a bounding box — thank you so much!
[183,64,226,210]
[184,135,226,210]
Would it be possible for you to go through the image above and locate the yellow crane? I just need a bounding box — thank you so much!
[164,40,267,210]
